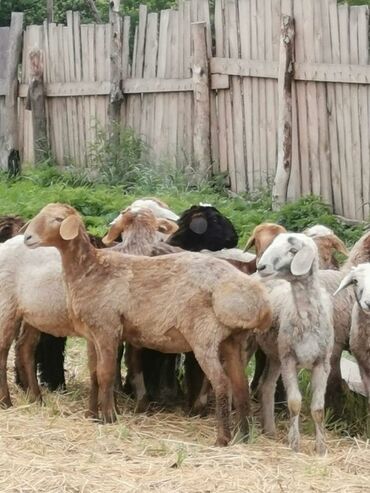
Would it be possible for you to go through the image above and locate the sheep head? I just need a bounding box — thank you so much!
[0,216,26,242]
[102,207,178,246]
[334,263,370,313]
[24,203,83,248]
[257,233,318,280]
[168,205,238,251]
[244,223,286,259]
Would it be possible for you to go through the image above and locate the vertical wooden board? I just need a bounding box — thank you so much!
[329,0,348,216]
[293,0,311,196]
[154,10,170,161]
[214,0,228,175]
[256,0,268,186]
[320,0,342,214]
[313,0,332,207]
[104,23,111,132]
[95,24,106,141]
[57,24,68,166]
[121,16,131,130]
[226,0,246,192]
[176,3,186,168]
[167,10,179,165]
[183,1,193,167]
[349,7,363,219]
[133,5,147,135]
[238,0,253,190]
[63,25,76,164]
[264,0,277,181]
[45,24,58,164]
[339,4,356,219]
[358,6,370,218]
[142,12,158,154]
[250,0,260,189]
[302,0,320,197]
[87,25,96,149]
[80,25,92,160]
[288,81,301,200]
[72,12,86,167]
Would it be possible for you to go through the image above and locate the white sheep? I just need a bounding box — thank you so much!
[335,263,370,410]
[256,233,334,455]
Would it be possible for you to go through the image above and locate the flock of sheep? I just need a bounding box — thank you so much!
[0,198,370,454]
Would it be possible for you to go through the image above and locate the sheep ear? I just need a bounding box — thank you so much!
[334,272,354,296]
[243,232,255,252]
[17,220,30,234]
[290,245,316,276]
[60,215,80,240]
[102,215,125,245]
[189,215,208,234]
[157,218,178,235]
[330,235,349,257]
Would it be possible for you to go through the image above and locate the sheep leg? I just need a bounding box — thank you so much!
[281,356,301,452]
[311,362,329,456]
[222,336,250,440]
[114,343,124,394]
[125,345,150,413]
[190,375,211,417]
[36,334,66,391]
[357,364,370,413]
[86,341,99,420]
[325,340,344,413]
[185,352,209,416]
[251,347,265,394]
[0,315,18,408]
[191,345,231,446]
[96,343,119,423]
[259,357,281,437]
[14,323,41,402]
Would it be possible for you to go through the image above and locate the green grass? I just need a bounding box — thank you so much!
[0,164,365,246]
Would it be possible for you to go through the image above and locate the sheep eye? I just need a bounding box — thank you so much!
[289,247,298,254]
[55,217,63,223]
[352,279,358,286]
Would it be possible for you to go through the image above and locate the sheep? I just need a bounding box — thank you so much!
[0,206,178,406]
[0,215,26,242]
[304,225,349,270]
[334,263,370,411]
[256,233,334,454]
[23,203,272,445]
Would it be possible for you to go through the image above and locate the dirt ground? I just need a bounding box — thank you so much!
[0,339,369,493]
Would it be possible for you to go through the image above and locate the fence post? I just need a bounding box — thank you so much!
[192,21,211,184]
[26,49,48,163]
[5,12,23,175]
[272,15,295,210]
[109,0,123,131]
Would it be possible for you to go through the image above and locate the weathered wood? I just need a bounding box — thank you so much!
[47,0,54,23]
[4,13,23,173]
[272,15,295,210]
[192,21,211,182]
[108,0,123,127]
[26,49,48,162]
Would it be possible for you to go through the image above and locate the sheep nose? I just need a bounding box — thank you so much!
[257,263,266,272]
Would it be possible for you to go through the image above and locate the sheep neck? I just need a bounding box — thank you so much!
[289,273,321,321]
[117,224,158,255]
[59,231,97,281]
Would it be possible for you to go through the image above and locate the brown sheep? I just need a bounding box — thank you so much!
[23,203,272,446]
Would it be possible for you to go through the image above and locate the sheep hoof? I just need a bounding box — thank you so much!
[102,412,117,424]
[85,409,99,421]
[215,434,231,447]
[134,396,150,413]
[316,441,327,456]
[0,397,12,409]
[189,404,209,418]
[263,429,277,439]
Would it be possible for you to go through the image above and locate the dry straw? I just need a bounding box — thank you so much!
[0,341,369,493]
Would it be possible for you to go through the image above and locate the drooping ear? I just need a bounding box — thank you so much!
[17,220,30,235]
[60,215,81,240]
[243,232,255,252]
[290,245,316,276]
[157,218,178,235]
[330,235,349,257]
[102,214,125,245]
[189,215,208,234]
[334,271,355,296]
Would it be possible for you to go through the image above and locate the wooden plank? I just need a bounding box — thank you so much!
[72,12,86,167]
[210,57,278,78]
[321,0,342,214]
[183,0,193,169]
[264,0,277,180]
[227,0,246,192]
[239,0,253,191]
[167,9,179,164]
[313,0,332,208]
[358,6,370,218]
[303,0,320,198]
[132,4,147,134]
[250,0,260,188]
[66,12,80,166]
[0,80,7,96]
[257,0,268,185]
[121,15,131,129]
[272,15,294,209]
[63,24,75,163]
[95,23,107,142]
[349,6,362,219]
[294,0,311,196]
[339,4,356,219]
[176,2,185,168]
[87,25,96,147]
[214,0,228,175]
[80,25,92,160]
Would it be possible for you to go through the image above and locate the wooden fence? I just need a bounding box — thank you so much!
[0,0,370,220]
